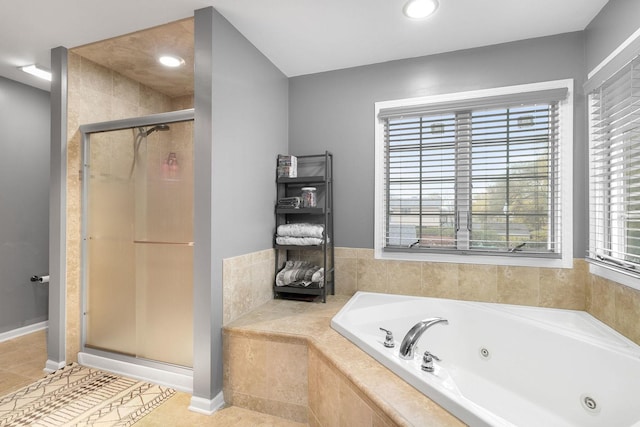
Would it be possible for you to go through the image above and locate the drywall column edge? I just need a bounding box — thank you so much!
[46,46,68,372]
[190,6,224,413]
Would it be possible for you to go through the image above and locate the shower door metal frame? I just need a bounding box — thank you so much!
[79,108,194,373]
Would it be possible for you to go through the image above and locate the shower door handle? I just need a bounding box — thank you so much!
[133,240,194,246]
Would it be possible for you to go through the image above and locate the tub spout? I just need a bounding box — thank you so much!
[399,317,448,360]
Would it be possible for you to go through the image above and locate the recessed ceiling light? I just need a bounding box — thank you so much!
[20,64,52,81]
[158,55,185,68]
[403,0,439,19]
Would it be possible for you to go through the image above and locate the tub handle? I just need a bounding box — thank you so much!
[421,351,440,372]
[379,328,395,348]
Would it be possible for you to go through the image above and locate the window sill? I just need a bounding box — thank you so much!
[376,248,572,269]
[588,261,640,292]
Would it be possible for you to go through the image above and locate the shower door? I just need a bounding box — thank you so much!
[82,115,194,368]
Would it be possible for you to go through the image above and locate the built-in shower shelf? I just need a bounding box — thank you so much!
[133,240,194,246]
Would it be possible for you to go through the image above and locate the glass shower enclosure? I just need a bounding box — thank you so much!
[80,110,194,369]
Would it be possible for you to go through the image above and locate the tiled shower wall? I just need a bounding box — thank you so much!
[224,247,640,345]
[65,51,193,362]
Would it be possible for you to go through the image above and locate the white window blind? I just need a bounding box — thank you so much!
[381,93,565,256]
[588,55,640,274]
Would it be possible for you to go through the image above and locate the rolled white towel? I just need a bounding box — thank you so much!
[276,260,324,287]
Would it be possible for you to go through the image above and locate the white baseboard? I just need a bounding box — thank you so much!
[189,392,225,415]
[77,352,193,393]
[0,321,48,343]
[44,359,66,374]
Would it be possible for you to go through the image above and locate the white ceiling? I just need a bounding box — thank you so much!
[0,0,608,92]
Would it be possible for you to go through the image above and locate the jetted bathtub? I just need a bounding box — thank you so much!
[331,291,640,427]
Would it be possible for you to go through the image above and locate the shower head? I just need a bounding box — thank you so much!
[145,124,170,136]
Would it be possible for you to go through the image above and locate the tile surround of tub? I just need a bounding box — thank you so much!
[308,344,398,427]
[65,51,194,362]
[336,248,588,310]
[586,273,640,345]
[221,266,640,426]
[332,247,640,346]
[228,247,640,346]
[223,331,308,423]
[223,249,275,325]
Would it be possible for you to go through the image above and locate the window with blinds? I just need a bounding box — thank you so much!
[588,55,640,275]
[377,85,569,259]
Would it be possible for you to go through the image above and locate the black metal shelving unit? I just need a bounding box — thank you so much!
[274,152,334,302]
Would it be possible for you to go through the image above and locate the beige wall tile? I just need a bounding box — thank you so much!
[265,341,308,406]
[308,409,321,427]
[314,353,341,427]
[223,250,275,325]
[222,332,231,400]
[373,411,396,427]
[458,264,498,302]
[339,380,373,427]
[113,73,140,107]
[308,347,320,420]
[171,95,194,110]
[230,392,308,424]
[335,257,357,296]
[139,84,171,113]
[65,238,82,362]
[614,284,640,344]
[357,258,388,293]
[422,262,459,299]
[497,266,540,306]
[387,261,422,296]
[539,266,585,310]
[80,57,112,95]
[587,275,617,326]
[226,335,267,398]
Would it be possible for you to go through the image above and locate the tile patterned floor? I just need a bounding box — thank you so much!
[0,331,306,426]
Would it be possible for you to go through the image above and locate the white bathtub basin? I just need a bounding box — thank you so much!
[331,291,640,427]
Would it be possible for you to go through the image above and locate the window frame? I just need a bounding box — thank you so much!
[587,55,640,289]
[374,80,574,268]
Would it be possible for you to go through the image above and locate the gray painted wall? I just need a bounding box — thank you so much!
[0,76,50,334]
[289,32,588,254]
[192,7,288,402]
[211,15,289,258]
[585,0,640,72]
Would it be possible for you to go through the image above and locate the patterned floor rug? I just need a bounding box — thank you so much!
[0,363,175,426]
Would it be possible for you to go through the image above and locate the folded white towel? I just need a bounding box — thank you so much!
[276,236,324,246]
[277,223,324,238]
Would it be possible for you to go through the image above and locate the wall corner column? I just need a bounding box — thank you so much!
[190,6,224,414]
[46,46,68,373]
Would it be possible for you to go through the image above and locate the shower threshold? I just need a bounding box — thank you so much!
[78,350,193,393]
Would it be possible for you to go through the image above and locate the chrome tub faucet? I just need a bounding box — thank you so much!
[399,317,449,360]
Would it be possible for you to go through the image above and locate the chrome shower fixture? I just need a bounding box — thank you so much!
[144,124,170,136]
[129,124,171,180]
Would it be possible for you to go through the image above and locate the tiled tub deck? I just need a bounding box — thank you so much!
[223,296,464,427]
